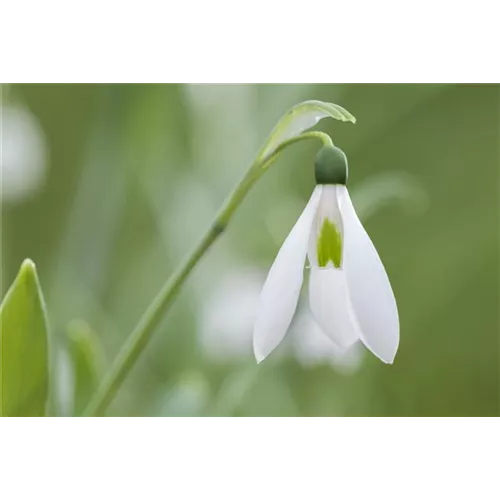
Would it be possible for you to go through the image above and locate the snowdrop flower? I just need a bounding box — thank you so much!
[253,146,399,364]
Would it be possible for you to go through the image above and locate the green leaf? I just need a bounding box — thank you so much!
[260,100,356,160]
[0,259,49,416]
[66,319,104,416]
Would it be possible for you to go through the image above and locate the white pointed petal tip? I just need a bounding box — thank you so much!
[253,344,266,364]
[375,337,399,365]
[375,353,395,365]
[360,322,399,365]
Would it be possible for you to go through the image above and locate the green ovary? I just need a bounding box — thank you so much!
[316,218,342,268]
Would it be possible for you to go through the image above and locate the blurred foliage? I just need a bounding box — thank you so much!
[66,319,105,416]
[1,84,499,416]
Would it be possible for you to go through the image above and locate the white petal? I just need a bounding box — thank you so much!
[308,268,361,350]
[253,186,322,363]
[338,186,399,363]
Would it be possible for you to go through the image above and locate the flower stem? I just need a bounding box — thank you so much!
[83,131,332,416]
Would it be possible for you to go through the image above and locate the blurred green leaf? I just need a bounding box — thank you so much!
[160,372,210,417]
[0,259,49,417]
[352,172,429,221]
[67,319,104,416]
[260,99,356,160]
[209,364,260,416]
[238,367,299,417]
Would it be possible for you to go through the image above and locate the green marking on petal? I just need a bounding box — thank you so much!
[317,219,342,268]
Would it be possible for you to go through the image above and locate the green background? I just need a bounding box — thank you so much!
[1,84,499,416]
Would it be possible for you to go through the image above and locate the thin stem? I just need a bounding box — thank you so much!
[83,131,332,416]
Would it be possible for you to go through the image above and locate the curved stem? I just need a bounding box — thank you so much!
[83,131,332,416]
